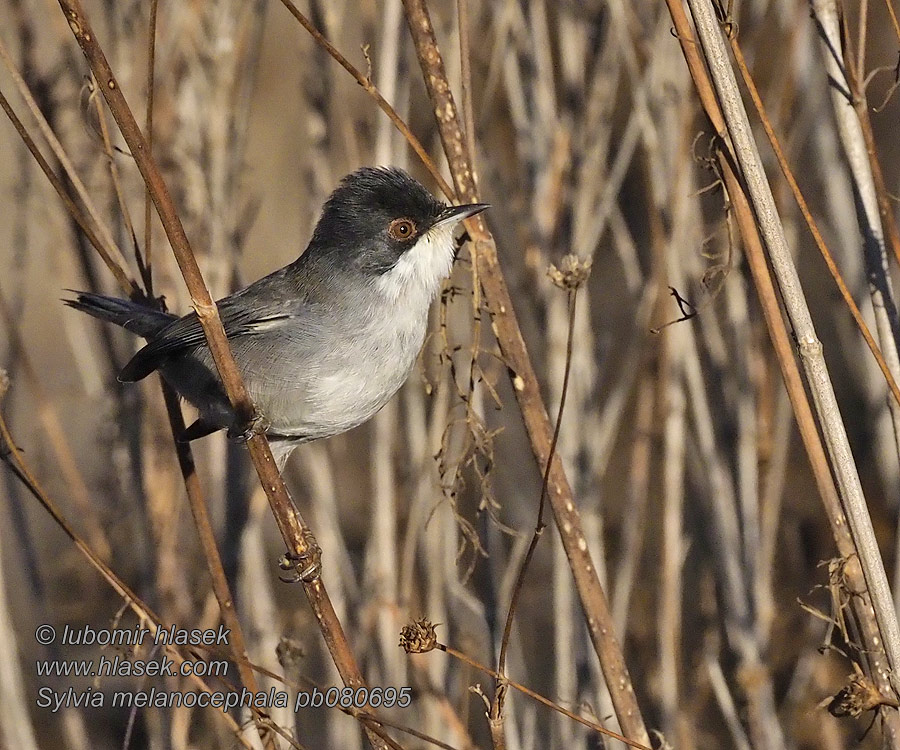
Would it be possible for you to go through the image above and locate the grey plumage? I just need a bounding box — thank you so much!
[67,167,487,470]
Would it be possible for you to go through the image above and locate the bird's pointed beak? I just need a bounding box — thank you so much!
[434,202,490,228]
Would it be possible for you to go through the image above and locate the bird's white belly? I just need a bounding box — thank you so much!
[261,311,426,440]
[308,354,414,434]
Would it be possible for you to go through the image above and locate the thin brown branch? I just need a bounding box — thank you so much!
[437,642,651,750]
[277,1,650,738]
[142,0,159,295]
[53,3,386,747]
[493,287,577,728]
[277,0,454,201]
[0,289,112,562]
[457,0,476,177]
[885,0,900,41]
[0,86,137,297]
[0,33,136,296]
[90,82,140,272]
[840,13,900,281]
[858,0,869,86]
[398,0,650,745]
[158,384,275,748]
[91,75,274,735]
[53,14,274,745]
[0,396,254,749]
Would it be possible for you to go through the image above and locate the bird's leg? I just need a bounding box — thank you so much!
[226,410,270,443]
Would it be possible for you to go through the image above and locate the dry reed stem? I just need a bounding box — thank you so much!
[140,0,158,295]
[727,34,900,414]
[839,11,900,277]
[157,383,275,749]
[399,0,650,745]
[40,10,276,744]
[667,0,844,561]
[0,403,255,748]
[0,33,136,295]
[676,209,786,749]
[280,0,649,741]
[90,86,141,262]
[808,1,900,523]
[659,326,686,742]
[0,287,112,562]
[668,0,900,740]
[456,0,476,175]
[688,0,900,700]
[433,641,650,750]
[277,0,453,201]
[245,656,456,750]
[0,86,137,297]
[706,654,753,750]
[612,375,655,637]
[10,0,890,744]
[53,2,386,748]
[0,498,40,750]
[491,287,578,744]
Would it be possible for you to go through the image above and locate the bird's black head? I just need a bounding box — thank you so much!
[305,166,486,275]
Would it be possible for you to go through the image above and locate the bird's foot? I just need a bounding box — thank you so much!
[227,411,270,443]
[278,532,322,583]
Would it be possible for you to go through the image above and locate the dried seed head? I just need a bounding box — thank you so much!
[399,618,438,653]
[548,254,592,290]
[275,638,305,671]
[828,672,898,717]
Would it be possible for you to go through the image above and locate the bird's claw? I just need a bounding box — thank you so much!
[227,412,270,443]
[278,532,322,583]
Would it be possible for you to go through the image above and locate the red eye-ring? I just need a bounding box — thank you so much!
[388,218,416,241]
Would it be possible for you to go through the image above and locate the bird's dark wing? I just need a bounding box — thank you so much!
[119,271,307,382]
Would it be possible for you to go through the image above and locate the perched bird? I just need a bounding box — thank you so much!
[68,166,487,470]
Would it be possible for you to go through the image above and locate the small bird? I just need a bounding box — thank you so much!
[68,166,487,470]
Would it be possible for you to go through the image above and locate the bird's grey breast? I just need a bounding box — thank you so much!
[287,288,427,438]
[228,277,428,440]
[158,258,434,442]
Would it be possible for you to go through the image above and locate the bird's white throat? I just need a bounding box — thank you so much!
[375,222,456,305]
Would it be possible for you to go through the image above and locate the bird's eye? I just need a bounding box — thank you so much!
[388,218,416,241]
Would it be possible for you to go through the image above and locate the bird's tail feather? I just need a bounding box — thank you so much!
[64,291,175,339]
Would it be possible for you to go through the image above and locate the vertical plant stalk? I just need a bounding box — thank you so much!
[141,0,159,295]
[0,468,40,750]
[158,384,275,749]
[0,87,136,296]
[491,287,577,746]
[843,15,900,275]
[810,0,900,499]
[10,12,273,745]
[659,330,685,742]
[0,402,256,747]
[54,3,386,747]
[727,35,900,411]
[665,1,900,739]
[0,290,113,562]
[399,0,650,744]
[415,635,651,749]
[0,35,136,291]
[456,0,476,173]
[685,0,900,698]
[277,0,452,199]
